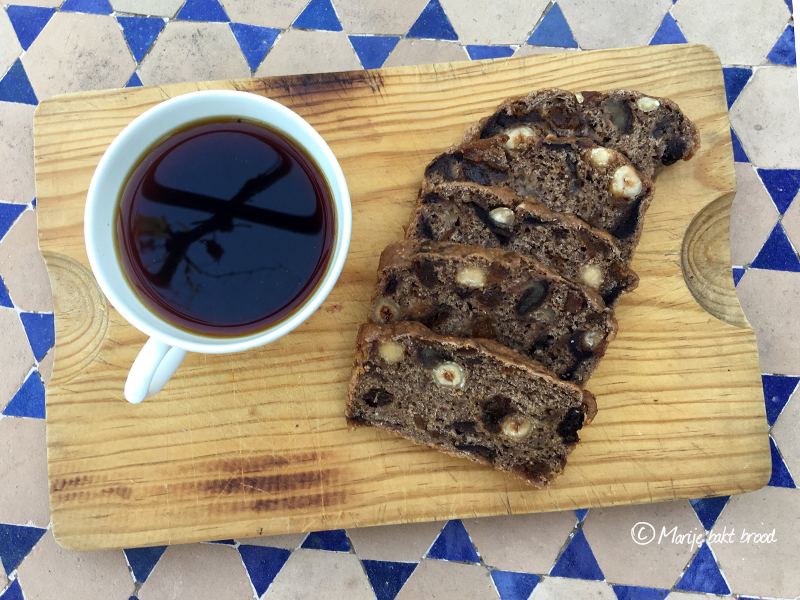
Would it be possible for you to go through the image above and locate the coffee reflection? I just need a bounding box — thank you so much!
[116,118,335,336]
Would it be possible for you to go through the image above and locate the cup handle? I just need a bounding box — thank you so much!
[124,338,188,404]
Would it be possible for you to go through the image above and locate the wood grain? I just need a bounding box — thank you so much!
[34,44,770,551]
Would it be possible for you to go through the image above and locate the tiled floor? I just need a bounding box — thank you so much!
[0,0,798,598]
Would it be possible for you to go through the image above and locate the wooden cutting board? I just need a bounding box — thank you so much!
[34,43,769,552]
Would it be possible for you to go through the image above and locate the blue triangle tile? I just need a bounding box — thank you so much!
[574,508,589,522]
[0,524,47,575]
[649,13,687,45]
[3,371,46,419]
[611,584,669,600]
[176,0,229,23]
[491,570,540,600]
[722,67,752,110]
[207,539,236,545]
[768,435,796,488]
[60,0,113,15]
[688,496,730,531]
[31,198,36,208]
[117,16,165,63]
[732,267,745,286]
[0,580,23,600]
[362,560,417,600]
[292,0,342,32]
[750,223,800,272]
[526,3,577,48]
[407,0,458,41]
[767,25,796,65]
[126,72,143,88]
[19,312,55,362]
[675,543,730,594]
[301,529,350,552]
[238,545,291,597]
[0,203,26,242]
[426,520,479,563]
[786,0,794,11]
[466,45,515,60]
[549,529,604,581]
[730,127,749,163]
[762,374,799,426]
[123,546,167,583]
[757,168,800,214]
[0,59,38,106]
[5,6,56,51]
[349,35,400,69]
[0,274,13,308]
[230,23,280,71]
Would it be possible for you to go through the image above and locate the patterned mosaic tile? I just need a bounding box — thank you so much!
[710,486,800,598]
[137,543,252,599]
[261,549,375,599]
[335,0,430,35]
[229,23,280,70]
[729,163,779,267]
[463,512,576,574]
[4,6,53,54]
[0,103,36,205]
[558,0,671,49]
[383,37,467,67]
[612,584,669,600]
[237,544,291,597]
[768,434,796,488]
[138,21,250,85]
[688,496,730,532]
[438,0,549,45]
[772,382,800,484]
[2,371,45,419]
[762,374,799,426]
[406,0,458,41]
[0,309,35,408]
[526,3,577,49]
[117,16,166,63]
[649,13,687,46]
[236,532,306,550]
[673,543,730,595]
[731,66,800,169]
[21,12,134,100]
[549,528,604,581]
[255,29,362,76]
[737,269,800,375]
[0,417,49,527]
[394,559,497,600]
[583,501,699,588]
[530,576,617,600]
[425,520,480,563]
[0,9,23,88]
[349,35,401,69]
[767,24,796,66]
[749,223,800,272]
[218,0,308,29]
[362,560,418,600]
[15,530,131,600]
[490,570,541,600]
[122,546,167,584]
[346,521,444,562]
[109,0,185,18]
[0,211,53,313]
[672,0,790,65]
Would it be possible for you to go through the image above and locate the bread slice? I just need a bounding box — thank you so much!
[406,181,639,307]
[463,87,700,180]
[369,240,617,385]
[347,321,597,487]
[422,135,655,261]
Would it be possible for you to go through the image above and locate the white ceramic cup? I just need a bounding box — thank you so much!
[85,90,351,404]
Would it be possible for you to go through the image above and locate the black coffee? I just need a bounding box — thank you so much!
[116,118,335,336]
